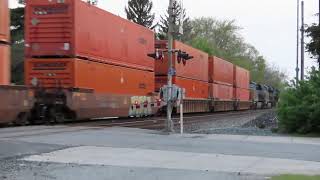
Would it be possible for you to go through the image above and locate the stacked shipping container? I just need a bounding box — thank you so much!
[234,66,250,101]
[208,56,234,101]
[154,40,209,99]
[25,58,154,96]
[0,0,10,85]
[24,0,155,96]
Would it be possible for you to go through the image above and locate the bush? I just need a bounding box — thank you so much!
[277,68,320,134]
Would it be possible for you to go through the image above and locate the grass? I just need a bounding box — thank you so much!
[272,175,320,180]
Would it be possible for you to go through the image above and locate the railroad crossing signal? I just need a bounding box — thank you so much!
[147,49,164,60]
[177,50,193,65]
[148,49,194,66]
[168,67,176,76]
[160,85,184,106]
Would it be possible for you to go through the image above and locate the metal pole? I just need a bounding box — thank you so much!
[318,0,320,68]
[180,101,183,134]
[296,0,300,83]
[180,89,184,135]
[166,0,175,132]
[301,1,305,81]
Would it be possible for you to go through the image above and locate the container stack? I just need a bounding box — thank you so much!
[0,0,10,85]
[24,0,155,96]
[154,40,209,99]
[233,65,250,102]
[208,56,234,101]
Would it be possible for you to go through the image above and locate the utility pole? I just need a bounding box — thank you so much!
[318,0,320,68]
[166,0,175,132]
[296,0,300,83]
[301,1,305,81]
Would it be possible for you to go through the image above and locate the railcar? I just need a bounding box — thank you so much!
[0,0,279,126]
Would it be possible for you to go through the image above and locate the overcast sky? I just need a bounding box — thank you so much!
[10,0,319,79]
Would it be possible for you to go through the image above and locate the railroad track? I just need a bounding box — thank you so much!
[0,110,271,139]
[70,109,271,130]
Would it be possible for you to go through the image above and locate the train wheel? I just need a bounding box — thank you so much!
[49,108,65,124]
[14,112,30,126]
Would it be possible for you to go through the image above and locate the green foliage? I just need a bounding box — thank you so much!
[11,43,24,85]
[10,7,25,84]
[272,175,320,180]
[125,0,155,28]
[306,24,320,61]
[10,7,24,44]
[158,1,192,42]
[187,17,286,90]
[277,68,320,134]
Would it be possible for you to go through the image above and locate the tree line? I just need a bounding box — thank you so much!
[277,16,320,135]
[126,0,287,90]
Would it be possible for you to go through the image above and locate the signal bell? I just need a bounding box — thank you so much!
[148,49,164,60]
[177,50,194,65]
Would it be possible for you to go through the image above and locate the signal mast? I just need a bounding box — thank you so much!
[148,0,193,133]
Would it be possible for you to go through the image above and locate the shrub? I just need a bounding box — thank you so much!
[277,68,320,134]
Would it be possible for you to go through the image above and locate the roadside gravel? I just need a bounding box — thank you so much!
[178,110,279,136]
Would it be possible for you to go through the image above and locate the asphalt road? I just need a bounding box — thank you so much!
[0,125,319,180]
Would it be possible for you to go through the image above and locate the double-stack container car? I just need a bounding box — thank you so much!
[0,44,10,85]
[233,66,250,110]
[208,56,234,111]
[0,0,35,125]
[24,0,159,122]
[155,40,210,113]
[0,0,10,85]
[0,0,10,43]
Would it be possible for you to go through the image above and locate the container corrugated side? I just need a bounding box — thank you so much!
[0,0,10,43]
[155,40,209,82]
[25,0,155,71]
[234,88,250,101]
[155,76,209,99]
[209,56,234,86]
[234,65,250,89]
[25,58,155,96]
[0,44,10,85]
[209,83,234,101]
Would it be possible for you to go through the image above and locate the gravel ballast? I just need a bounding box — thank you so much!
[182,110,279,136]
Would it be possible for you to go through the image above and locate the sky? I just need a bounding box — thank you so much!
[9,0,320,79]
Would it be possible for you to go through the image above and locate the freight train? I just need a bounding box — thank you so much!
[0,0,278,125]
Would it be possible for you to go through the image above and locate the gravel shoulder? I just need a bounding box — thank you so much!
[179,110,279,136]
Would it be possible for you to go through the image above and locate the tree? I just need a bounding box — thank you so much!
[306,24,320,67]
[125,0,155,28]
[188,17,287,90]
[157,1,192,41]
[10,7,25,84]
[277,68,320,134]
[10,7,24,44]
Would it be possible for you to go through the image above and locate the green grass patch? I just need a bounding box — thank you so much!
[272,175,320,180]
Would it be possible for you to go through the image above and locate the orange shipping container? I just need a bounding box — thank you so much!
[0,0,10,43]
[25,0,154,71]
[0,44,10,85]
[155,40,209,82]
[234,88,250,101]
[25,58,154,96]
[234,65,250,89]
[208,56,234,86]
[155,76,209,99]
[209,83,234,101]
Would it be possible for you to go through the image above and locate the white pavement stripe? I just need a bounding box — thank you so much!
[0,127,99,139]
[23,146,320,175]
[175,134,320,146]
